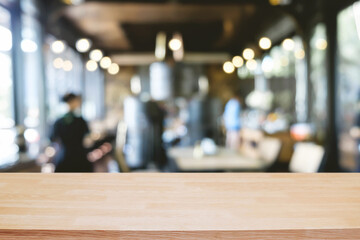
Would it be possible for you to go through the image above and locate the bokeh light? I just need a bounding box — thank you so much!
[51,40,65,54]
[86,60,98,72]
[223,61,235,74]
[232,56,244,68]
[108,63,120,75]
[259,37,272,50]
[76,38,92,53]
[243,48,255,60]
[100,57,112,69]
[89,49,103,62]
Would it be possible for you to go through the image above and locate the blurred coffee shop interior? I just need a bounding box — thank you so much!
[1,0,360,173]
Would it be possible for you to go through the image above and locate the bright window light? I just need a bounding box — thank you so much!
[21,39,38,53]
[0,26,12,52]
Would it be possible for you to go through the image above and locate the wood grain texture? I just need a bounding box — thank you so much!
[0,173,359,239]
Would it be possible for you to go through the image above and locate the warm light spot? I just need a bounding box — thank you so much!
[89,49,103,62]
[63,60,73,71]
[282,38,295,51]
[51,40,65,54]
[223,61,235,74]
[243,48,255,60]
[86,60,98,72]
[108,63,120,75]
[232,56,244,68]
[169,38,182,51]
[259,37,272,50]
[316,39,328,50]
[246,59,258,71]
[100,57,112,69]
[53,58,64,69]
[76,38,92,53]
[295,49,305,59]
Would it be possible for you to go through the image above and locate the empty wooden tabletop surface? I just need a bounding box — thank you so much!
[0,173,360,239]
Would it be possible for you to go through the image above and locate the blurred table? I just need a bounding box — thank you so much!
[0,153,39,172]
[0,173,359,239]
[169,147,266,171]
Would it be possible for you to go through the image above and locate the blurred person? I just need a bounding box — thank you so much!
[50,93,93,172]
[223,92,242,150]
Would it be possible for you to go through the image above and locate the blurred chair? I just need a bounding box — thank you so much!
[289,143,325,173]
[258,137,282,168]
[115,121,130,173]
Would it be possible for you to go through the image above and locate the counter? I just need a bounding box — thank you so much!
[0,173,359,239]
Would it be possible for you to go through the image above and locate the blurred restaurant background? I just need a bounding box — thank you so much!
[0,0,360,173]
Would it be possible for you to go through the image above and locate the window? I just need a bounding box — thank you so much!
[0,5,14,127]
[45,36,84,123]
[338,4,360,171]
[309,23,328,141]
[20,0,46,157]
[0,5,17,165]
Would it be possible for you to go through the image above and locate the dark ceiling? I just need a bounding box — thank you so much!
[43,0,356,56]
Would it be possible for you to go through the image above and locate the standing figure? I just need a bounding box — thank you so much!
[50,93,92,172]
[223,93,242,150]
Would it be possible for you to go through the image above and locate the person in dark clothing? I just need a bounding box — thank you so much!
[50,93,93,172]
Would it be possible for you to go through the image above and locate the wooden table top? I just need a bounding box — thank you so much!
[0,173,360,239]
[169,147,265,171]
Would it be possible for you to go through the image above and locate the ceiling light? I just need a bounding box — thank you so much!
[282,38,295,51]
[76,38,92,53]
[169,38,182,51]
[89,49,103,62]
[232,56,244,68]
[51,40,65,54]
[259,37,272,50]
[63,60,73,71]
[171,33,184,61]
[86,60,98,72]
[108,63,120,75]
[243,48,255,60]
[246,59,258,71]
[223,61,235,74]
[53,58,64,69]
[100,57,112,69]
